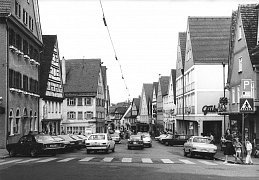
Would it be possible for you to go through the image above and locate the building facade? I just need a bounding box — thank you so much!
[39,35,64,135]
[0,0,43,148]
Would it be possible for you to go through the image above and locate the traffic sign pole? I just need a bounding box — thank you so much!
[241,113,245,161]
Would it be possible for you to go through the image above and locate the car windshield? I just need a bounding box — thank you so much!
[52,137,64,141]
[193,137,210,143]
[89,135,106,140]
[130,135,142,140]
[35,135,55,142]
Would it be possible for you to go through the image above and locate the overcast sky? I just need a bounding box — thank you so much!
[38,0,258,104]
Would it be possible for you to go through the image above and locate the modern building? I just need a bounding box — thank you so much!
[175,17,231,142]
[39,35,64,135]
[227,4,259,145]
[0,0,43,148]
[61,59,108,135]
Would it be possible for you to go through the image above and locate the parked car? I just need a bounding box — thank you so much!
[52,136,71,153]
[155,134,167,141]
[110,133,121,144]
[128,135,144,150]
[85,133,115,154]
[162,135,190,146]
[6,134,65,157]
[183,136,217,159]
[70,134,85,149]
[160,134,173,144]
[138,132,152,147]
[58,134,79,151]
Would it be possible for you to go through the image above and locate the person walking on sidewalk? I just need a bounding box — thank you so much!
[223,129,235,164]
[234,137,243,164]
[245,139,253,165]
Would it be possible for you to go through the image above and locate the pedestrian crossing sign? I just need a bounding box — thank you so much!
[240,98,254,113]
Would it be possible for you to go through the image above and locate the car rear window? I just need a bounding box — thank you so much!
[193,137,210,143]
[35,135,55,142]
[130,136,142,140]
[89,135,106,140]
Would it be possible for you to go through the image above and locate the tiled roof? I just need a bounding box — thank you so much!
[143,83,153,104]
[40,35,57,97]
[188,17,231,64]
[152,82,158,97]
[239,4,258,57]
[64,59,101,95]
[171,69,176,103]
[0,0,11,15]
[115,106,128,114]
[133,97,140,111]
[179,32,186,66]
[160,76,170,96]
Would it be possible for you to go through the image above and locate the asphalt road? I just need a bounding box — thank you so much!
[0,140,258,180]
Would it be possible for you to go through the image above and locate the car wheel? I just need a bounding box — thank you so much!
[149,144,152,148]
[209,154,214,160]
[165,142,169,146]
[183,149,187,157]
[86,149,90,154]
[30,148,38,157]
[128,146,131,150]
[112,146,115,152]
[190,151,194,158]
[105,149,109,154]
[9,149,16,157]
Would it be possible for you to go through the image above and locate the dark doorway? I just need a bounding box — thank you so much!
[203,121,222,144]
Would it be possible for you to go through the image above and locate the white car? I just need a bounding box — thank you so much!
[85,133,115,154]
[183,136,217,159]
[138,132,152,147]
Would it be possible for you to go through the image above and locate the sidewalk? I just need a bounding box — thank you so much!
[0,148,9,159]
[214,146,259,165]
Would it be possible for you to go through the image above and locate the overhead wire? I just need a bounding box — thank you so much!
[99,0,131,100]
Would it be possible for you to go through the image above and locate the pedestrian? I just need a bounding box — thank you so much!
[245,139,253,165]
[233,137,243,164]
[210,132,214,144]
[223,129,235,164]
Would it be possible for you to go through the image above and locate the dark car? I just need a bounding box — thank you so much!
[6,134,65,157]
[58,134,79,151]
[69,135,85,149]
[52,136,71,153]
[127,135,144,150]
[110,133,121,144]
[162,135,190,146]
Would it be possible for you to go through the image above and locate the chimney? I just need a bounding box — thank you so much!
[61,57,66,84]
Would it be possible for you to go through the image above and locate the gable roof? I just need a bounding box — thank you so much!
[159,76,170,96]
[171,69,176,103]
[152,82,158,97]
[188,17,231,64]
[64,59,101,96]
[40,35,61,98]
[239,4,258,64]
[179,32,187,67]
[133,97,140,111]
[143,83,153,104]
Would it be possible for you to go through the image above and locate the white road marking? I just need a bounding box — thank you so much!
[16,158,41,163]
[161,159,174,164]
[198,160,218,165]
[121,158,132,163]
[79,157,94,162]
[142,158,153,163]
[103,157,113,162]
[57,158,75,162]
[179,159,196,164]
[37,158,57,163]
[0,159,23,165]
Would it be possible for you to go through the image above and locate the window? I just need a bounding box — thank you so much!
[22,9,28,25]
[84,97,92,105]
[237,86,240,104]
[78,111,83,120]
[23,75,28,91]
[84,111,93,119]
[9,29,15,46]
[15,1,21,18]
[29,16,34,31]
[29,45,34,59]
[16,34,22,50]
[67,98,76,106]
[238,57,242,73]
[15,109,20,134]
[232,87,235,104]
[238,26,242,40]
[67,111,76,119]
[9,110,14,136]
[23,40,28,55]
[78,98,82,106]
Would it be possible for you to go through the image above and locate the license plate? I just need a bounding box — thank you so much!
[133,142,137,144]
[50,144,56,148]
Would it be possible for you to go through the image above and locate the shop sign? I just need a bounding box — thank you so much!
[202,105,218,115]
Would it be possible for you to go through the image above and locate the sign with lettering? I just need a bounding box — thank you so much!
[241,79,252,98]
[202,105,218,115]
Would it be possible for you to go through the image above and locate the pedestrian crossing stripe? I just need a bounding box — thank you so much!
[103,157,113,162]
[240,99,253,111]
[57,158,75,162]
[16,158,40,163]
[37,158,57,163]
[161,159,174,164]
[142,158,153,163]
